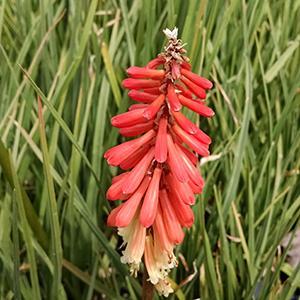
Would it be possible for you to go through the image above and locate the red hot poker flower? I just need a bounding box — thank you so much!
[104,27,214,297]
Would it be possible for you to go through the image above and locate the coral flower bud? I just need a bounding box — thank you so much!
[166,134,189,182]
[128,104,149,111]
[176,143,198,165]
[194,128,212,144]
[119,121,154,137]
[122,78,161,90]
[172,111,198,134]
[111,109,147,128]
[106,172,130,200]
[152,205,173,252]
[104,129,155,166]
[143,94,165,120]
[146,57,165,69]
[111,172,129,184]
[120,145,151,170]
[159,190,184,244]
[168,187,194,228]
[128,90,157,103]
[181,68,213,89]
[176,84,194,98]
[155,118,168,163]
[173,124,210,157]
[143,87,161,95]
[113,176,151,227]
[140,167,162,228]
[167,84,182,111]
[188,179,203,194]
[122,148,155,194]
[180,75,206,99]
[175,143,204,187]
[107,205,124,226]
[181,61,192,70]
[178,94,215,117]
[167,172,195,205]
[127,66,165,79]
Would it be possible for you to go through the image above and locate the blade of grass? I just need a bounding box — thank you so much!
[62,259,121,299]
[101,42,121,108]
[0,139,48,250]
[119,0,136,65]
[9,153,41,300]
[222,0,253,215]
[18,66,100,185]
[12,192,21,300]
[37,96,63,299]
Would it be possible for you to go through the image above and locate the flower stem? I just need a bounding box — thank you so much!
[142,267,154,300]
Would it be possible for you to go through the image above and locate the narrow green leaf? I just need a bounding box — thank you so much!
[264,36,300,83]
[9,153,41,300]
[101,42,122,108]
[119,0,136,65]
[0,139,48,250]
[37,96,63,299]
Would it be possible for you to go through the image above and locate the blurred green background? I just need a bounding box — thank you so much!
[0,0,299,299]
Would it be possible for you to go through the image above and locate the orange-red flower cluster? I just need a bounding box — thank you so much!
[104,28,214,296]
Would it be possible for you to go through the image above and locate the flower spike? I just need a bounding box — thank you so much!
[104,28,214,297]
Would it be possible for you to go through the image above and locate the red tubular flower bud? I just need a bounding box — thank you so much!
[178,94,215,117]
[111,172,128,184]
[188,179,203,194]
[111,109,147,128]
[166,134,189,183]
[159,190,184,244]
[127,66,165,79]
[104,129,155,166]
[176,84,194,99]
[107,205,123,227]
[167,172,195,205]
[113,176,151,227]
[106,172,130,200]
[173,124,210,157]
[194,128,212,145]
[122,147,155,194]
[128,90,157,103]
[180,75,206,99]
[104,28,215,293]
[175,143,204,187]
[119,121,154,137]
[128,103,149,111]
[142,87,161,95]
[172,111,198,134]
[155,118,168,163]
[181,61,192,70]
[122,78,161,90]
[176,143,198,165]
[181,68,213,90]
[143,94,165,120]
[167,84,182,111]
[152,205,173,251]
[146,57,165,69]
[120,145,151,170]
[167,183,194,228]
[140,167,162,228]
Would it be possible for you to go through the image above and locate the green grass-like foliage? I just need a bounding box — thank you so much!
[0,0,299,299]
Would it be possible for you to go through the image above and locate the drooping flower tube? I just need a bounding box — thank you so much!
[104,27,214,297]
